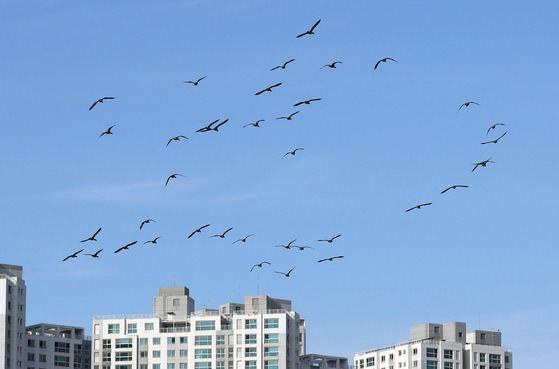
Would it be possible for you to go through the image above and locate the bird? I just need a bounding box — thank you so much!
[282,148,304,159]
[183,76,206,86]
[274,266,296,277]
[317,256,344,263]
[250,262,271,272]
[188,224,211,239]
[84,249,103,258]
[481,131,507,145]
[441,185,469,194]
[373,58,398,70]
[296,19,321,38]
[270,59,295,71]
[208,119,228,132]
[140,219,156,230]
[210,227,233,239]
[295,246,314,251]
[472,158,495,172]
[143,237,161,245]
[114,241,137,254]
[405,203,433,212]
[166,135,189,147]
[99,125,115,138]
[243,120,265,128]
[89,97,115,110]
[233,234,254,244]
[317,234,342,243]
[255,83,282,96]
[80,227,102,242]
[294,98,321,107]
[457,101,480,113]
[275,239,297,249]
[165,173,185,187]
[321,62,342,69]
[486,123,506,136]
[196,119,220,133]
[62,249,84,262]
[276,111,300,121]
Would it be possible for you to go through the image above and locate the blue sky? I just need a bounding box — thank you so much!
[1,1,558,367]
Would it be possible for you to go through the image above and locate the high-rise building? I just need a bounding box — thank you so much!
[354,322,512,369]
[1,264,27,369]
[92,287,306,369]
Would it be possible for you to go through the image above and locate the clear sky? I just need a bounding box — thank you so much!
[1,1,558,368]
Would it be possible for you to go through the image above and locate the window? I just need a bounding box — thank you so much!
[489,354,500,364]
[413,361,418,368]
[153,351,161,358]
[434,327,440,333]
[116,339,132,349]
[102,353,111,363]
[194,364,211,369]
[168,365,175,369]
[27,354,35,362]
[195,349,212,359]
[245,320,257,329]
[381,356,385,363]
[180,350,188,358]
[216,363,224,369]
[102,340,112,349]
[180,364,188,369]
[195,336,212,346]
[245,362,256,369]
[168,351,176,358]
[141,365,148,369]
[145,323,154,331]
[444,350,453,360]
[216,336,225,345]
[115,352,132,362]
[412,348,417,355]
[264,319,279,329]
[479,353,486,363]
[458,332,463,338]
[28,340,36,348]
[426,348,438,358]
[55,357,70,367]
[366,358,374,367]
[116,366,131,369]
[264,362,278,369]
[216,349,225,359]
[140,338,148,345]
[245,348,257,358]
[94,325,100,335]
[108,324,120,334]
[444,363,453,369]
[168,338,176,345]
[140,352,148,359]
[55,343,70,353]
[426,362,437,369]
[389,354,394,360]
[128,324,137,334]
[480,333,486,340]
[505,356,510,363]
[245,335,257,344]
[180,337,188,344]
[264,347,278,357]
[39,341,47,349]
[74,345,82,355]
[264,334,279,344]
[39,355,47,363]
[153,365,161,369]
[196,321,216,331]
[153,338,161,345]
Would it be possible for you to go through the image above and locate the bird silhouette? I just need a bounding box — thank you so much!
[210,227,233,239]
[276,111,300,121]
[297,19,321,38]
[405,203,433,212]
[233,234,254,244]
[458,101,479,113]
[295,246,314,251]
[208,119,229,132]
[183,76,206,86]
[472,158,495,172]
[99,125,115,138]
[62,249,84,261]
[270,59,295,71]
[275,239,297,249]
[114,241,137,254]
[294,98,321,107]
[188,224,210,239]
[144,237,161,245]
[243,120,265,128]
[274,266,296,277]
[441,185,469,194]
[317,256,344,263]
[321,62,342,69]
[166,135,189,147]
[374,58,398,70]
[165,173,185,187]
[250,262,271,272]
[84,249,103,258]
[481,131,507,145]
[486,123,506,136]
[255,83,282,95]
[140,219,156,230]
[80,228,102,242]
[196,119,220,133]
[317,234,342,243]
[89,97,115,110]
[282,148,304,159]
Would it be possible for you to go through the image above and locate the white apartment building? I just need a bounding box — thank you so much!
[1,264,27,369]
[92,287,306,369]
[354,322,512,369]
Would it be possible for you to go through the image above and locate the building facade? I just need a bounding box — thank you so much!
[1,264,27,369]
[92,287,306,369]
[354,322,512,369]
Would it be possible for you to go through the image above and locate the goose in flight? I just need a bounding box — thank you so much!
[250,261,271,272]
[275,266,296,277]
[210,227,233,239]
[233,234,254,244]
[317,256,344,263]
[405,203,432,212]
[276,111,300,121]
[295,246,314,251]
[165,173,185,187]
[114,241,137,254]
[481,131,507,145]
[486,123,506,136]
[275,239,297,249]
[89,97,115,110]
[243,120,265,128]
[167,135,189,147]
[62,249,84,261]
[270,59,295,71]
[294,98,321,107]
[140,219,156,230]
[80,228,102,242]
[188,224,210,239]
[196,119,220,133]
[317,234,342,243]
[458,101,479,113]
[99,125,115,138]
[282,148,304,159]
[183,76,206,86]
[143,237,161,245]
[440,185,469,194]
[297,19,321,38]
[84,249,103,258]
[321,61,342,69]
[472,158,495,172]
[255,83,282,95]
[374,58,398,70]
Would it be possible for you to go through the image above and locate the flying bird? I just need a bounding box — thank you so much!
[274,266,296,277]
[374,58,398,70]
[210,227,233,239]
[440,185,469,194]
[275,239,297,249]
[296,19,321,38]
[472,158,495,172]
[294,98,321,107]
[295,246,314,251]
[183,76,206,86]
[481,131,507,145]
[80,227,102,242]
[89,97,115,111]
[457,101,480,113]
[196,119,220,133]
[99,125,115,138]
[317,234,342,243]
[243,120,265,128]
[188,224,211,239]
[270,59,295,71]
[282,148,304,159]
[233,234,254,244]
[84,249,103,258]
[486,123,506,136]
[165,173,185,187]
[140,219,156,230]
[276,111,300,121]
[208,119,228,132]
[250,261,271,272]
[321,62,342,69]
[255,83,282,96]
[114,241,137,254]
[405,203,433,212]
[62,249,83,262]
[143,237,161,245]
[166,135,189,147]
[317,256,344,263]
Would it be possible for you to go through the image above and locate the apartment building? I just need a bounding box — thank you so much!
[92,287,306,369]
[1,264,27,369]
[354,322,512,369]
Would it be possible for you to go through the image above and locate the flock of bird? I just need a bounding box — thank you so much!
[63,18,508,280]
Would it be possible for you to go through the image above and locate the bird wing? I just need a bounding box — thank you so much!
[332,234,342,240]
[441,187,452,194]
[255,89,266,95]
[421,203,433,207]
[310,19,321,32]
[495,131,507,141]
[386,58,398,63]
[287,266,296,275]
[197,76,207,83]
[293,101,304,107]
[296,32,307,38]
[166,138,174,147]
[89,100,99,110]
[317,259,327,263]
[374,60,382,70]
[457,103,466,112]
[270,66,281,71]
[223,227,233,235]
[154,237,161,242]
[291,111,300,117]
[472,163,480,172]
[250,265,257,272]
[274,271,286,275]
[405,206,416,212]
[73,249,84,257]
[295,148,304,152]
[126,241,138,247]
[284,59,295,66]
[271,82,282,89]
[200,224,210,230]
[94,249,103,256]
[178,135,188,139]
[309,98,322,102]
[114,247,125,254]
[165,176,172,186]
[281,153,289,159]
[92,227,102,238]
[187,230,197,239]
